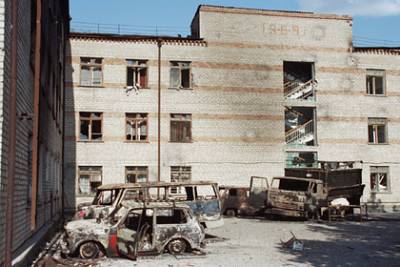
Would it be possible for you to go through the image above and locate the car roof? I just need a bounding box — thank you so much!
[121,200,191,210]
[98,180,217,190]
[272,176,322,182]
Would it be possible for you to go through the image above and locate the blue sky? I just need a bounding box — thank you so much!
[70,0,400,47]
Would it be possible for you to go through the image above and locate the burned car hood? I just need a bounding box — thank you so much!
[65,219,109,235]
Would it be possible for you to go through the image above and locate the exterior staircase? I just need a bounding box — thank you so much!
[285,120,314,145]
[284,79,315,100]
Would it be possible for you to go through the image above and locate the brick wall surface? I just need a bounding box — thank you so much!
[0,1,68,265]
[65,6,400,212]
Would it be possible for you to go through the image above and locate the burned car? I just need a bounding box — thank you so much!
[63,202,205,260]
[75,181,223,228]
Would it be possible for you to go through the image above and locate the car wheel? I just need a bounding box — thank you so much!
[79,241,100,259]
[167,239,187,255]
[225,209,237,217]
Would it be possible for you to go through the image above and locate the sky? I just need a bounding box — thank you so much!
[70,0,400,47]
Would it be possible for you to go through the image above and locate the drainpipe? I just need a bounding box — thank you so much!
[157,39,162,183]
[4,0,19,265]
[31,0,42,232]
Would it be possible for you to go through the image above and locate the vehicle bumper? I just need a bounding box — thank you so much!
[265,208,306,218]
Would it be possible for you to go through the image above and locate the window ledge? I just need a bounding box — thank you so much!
[79,85,105,88]
[78,140,105,143]
[368,143,389,145]
[365,94,386,97]
[168,87,193,91]
[124,86,150,90]
[124,140,150,143]
[169,140,193,143]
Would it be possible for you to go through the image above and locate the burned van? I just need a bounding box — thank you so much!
[219,176,269,216]
[75,181,223,228]
[63,202,205,260]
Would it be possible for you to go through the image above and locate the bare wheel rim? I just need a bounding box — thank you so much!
[168,239,187,255]
[79,242,99,259]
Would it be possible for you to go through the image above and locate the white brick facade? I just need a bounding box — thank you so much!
[65,5,400,212]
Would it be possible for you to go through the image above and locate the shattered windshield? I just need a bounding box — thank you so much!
[271,179,309,192]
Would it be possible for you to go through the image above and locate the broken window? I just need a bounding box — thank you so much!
[366,69,385,95]
[148,187,167,200]
[368,118,387,144]
[79,112,103,141]
[80,57,103,86]
[156,209,187,224]
[195,185,217,200]
[229,188,238,197]
[170,61,191,89]
[283,61,315,100]
[125,166,148,183]
[126,60,148,89]
[170,166,191,194]
[285,107,315,146]
[170,114,192,142]
[78,166,102,195]
[126,113,148,141]
[286,151,317,168]
[271,178,309,192]
[370,166,389,192]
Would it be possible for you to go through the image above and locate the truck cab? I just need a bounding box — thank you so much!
[266,177,325,218]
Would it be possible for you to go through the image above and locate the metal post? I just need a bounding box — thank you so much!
[157,39,162,183]
[4,0,19,265]
[31,0,42,232]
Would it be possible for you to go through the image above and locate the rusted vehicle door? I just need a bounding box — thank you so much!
[116,209,145,260]
[183,184,221,225]
[247,176,269,213]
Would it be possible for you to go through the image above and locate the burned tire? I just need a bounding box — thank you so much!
[225,209,237,217]
[167,239,187,255]
[79,241,100,259]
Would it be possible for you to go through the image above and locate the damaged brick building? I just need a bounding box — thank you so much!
[0,0,69,266]
[64,5,400,212]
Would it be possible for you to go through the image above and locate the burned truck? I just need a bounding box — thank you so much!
[219,176,269,216]
[266,161,365,218]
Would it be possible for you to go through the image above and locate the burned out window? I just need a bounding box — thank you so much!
[366,69,385,95]
[79,112,103,141]
[148,187,167,200]
[170,166,191,194]
[368,118,387,144]
[125,210,142,230]
[170,114,192,142]
[195,185,217,200]
[370,166,389,193]
[80,57,103,86]
[123,189,145,201]
[229,188,238,197]
[170,61,191,89]
[126,113,148,141]
[125,166,148,183]
[156,209,187,224]
[78,166,102,195]
[126,60,148,89]
[271,178,309,192]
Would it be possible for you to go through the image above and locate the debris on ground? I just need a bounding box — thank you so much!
[281,231,304,251]
[36,255,99,267]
